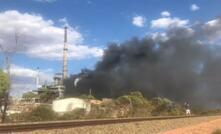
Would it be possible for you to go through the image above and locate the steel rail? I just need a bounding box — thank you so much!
[0,115,215,133]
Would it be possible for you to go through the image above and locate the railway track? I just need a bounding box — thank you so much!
[0,115,209,133]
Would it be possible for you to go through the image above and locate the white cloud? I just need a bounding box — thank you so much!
[132,15,146,27]
[59,17,70,27]
[151,17,189,29]
[151,32,168,42]
[8,65,53,97]
[150,21,194,42]
[161,11,171,17]
[10,65,52,81]
[27,44,103,60]
[206,19,219,27]
[11,83,35,98]
[190,4,200,11]
[0,10,103,60]
[203,18,221,43]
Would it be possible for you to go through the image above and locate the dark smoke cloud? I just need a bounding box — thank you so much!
[65,17,221,108]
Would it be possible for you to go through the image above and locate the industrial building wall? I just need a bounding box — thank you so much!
[52,98,91,114]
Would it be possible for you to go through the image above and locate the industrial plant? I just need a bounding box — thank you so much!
[1,1,221,133]
[12,27,89,114]
[36,26,69,100]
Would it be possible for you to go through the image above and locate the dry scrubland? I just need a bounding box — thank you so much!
[9,92,186,123]
[13,116,220,134]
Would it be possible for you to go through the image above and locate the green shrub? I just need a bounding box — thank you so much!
[168,106,185,116]
[116,95,131,105]
[22,92,38,100]
[87,104,108,118]
[129,91,143,98]
[116,91,152,117]
[117,91,150,107]
[196,108,221,116]
[7,113,29,123]
[59,108,86,120]
[26,105,57,122]
[151,97,182,116]
[129,91,151,108]
[86,99,120,119]
[79,94,96,100]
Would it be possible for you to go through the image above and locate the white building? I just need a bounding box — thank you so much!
[52,98,91,114]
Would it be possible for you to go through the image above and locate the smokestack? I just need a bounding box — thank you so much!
[63,26,68,81]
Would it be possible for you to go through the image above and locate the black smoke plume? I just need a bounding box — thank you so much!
[65,18,221,108]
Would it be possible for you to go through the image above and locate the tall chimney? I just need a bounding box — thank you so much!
[63,27,68,81]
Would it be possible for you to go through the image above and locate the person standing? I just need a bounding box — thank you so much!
[184,102,191,115]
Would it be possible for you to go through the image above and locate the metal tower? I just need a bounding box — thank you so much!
[62,26,68,81]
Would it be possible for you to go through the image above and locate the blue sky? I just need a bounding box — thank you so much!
[0,0,221,96]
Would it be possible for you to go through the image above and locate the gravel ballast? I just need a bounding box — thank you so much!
[13,116,221,134]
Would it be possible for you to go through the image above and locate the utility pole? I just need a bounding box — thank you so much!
[0,31,20,122]
[0,45,11,123]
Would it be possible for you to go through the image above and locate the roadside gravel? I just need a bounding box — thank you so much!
[162,117,221,134]
[13,116,221,134]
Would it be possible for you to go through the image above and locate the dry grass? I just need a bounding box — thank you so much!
[212,129,221,134]
[13,116,220,134]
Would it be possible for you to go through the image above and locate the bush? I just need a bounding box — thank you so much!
[59,108,86,120]
[130,92,151,107]
[194,108,221,116]
[116,95,131,105]
[22,92,38,100]
[151,97,183,116]
[26,105,57,122]
[7,113,29,123]
[79,94,96,100]
[130,91,143,98]
[117,91,150,107]
[90,100,118,118]
[116,91,152,117]
[86,104,109,118]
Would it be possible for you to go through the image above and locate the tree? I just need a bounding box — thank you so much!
[151,97,179,116]
[22,92,38,100]
[0,70,9,122]
[0,30,23,122]
[26,105,57,122]
[39,89,57,103]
